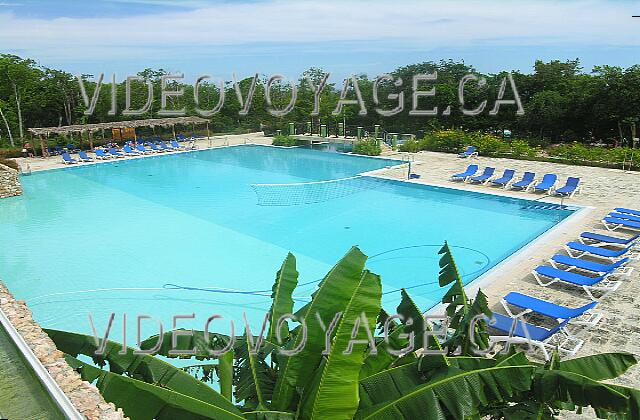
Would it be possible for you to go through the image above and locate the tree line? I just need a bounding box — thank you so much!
[0,53,638,148]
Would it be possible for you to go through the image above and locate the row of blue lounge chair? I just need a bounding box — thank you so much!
[61,139,194,164]
[51,134,199,156]
[451,164,582,197]
[458,146,478,158]
[487,209,639,360]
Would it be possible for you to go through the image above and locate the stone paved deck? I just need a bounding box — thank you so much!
[377,150,640,392]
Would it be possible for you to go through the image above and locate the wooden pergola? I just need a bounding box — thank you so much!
[28,117,210,157]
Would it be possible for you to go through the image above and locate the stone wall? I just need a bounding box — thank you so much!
[0,282,127,419]
[0,163,22,198]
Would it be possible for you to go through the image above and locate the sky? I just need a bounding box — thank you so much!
[0,0,638,82]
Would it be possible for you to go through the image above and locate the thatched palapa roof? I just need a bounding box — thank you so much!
[28,117,209,136]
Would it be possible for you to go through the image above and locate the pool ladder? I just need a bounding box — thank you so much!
[20,163,32,176]
[520,195,573,211]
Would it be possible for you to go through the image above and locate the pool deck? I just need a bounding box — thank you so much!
[376,149,640,391]
[13,132,272,172]
[8,134,640,392]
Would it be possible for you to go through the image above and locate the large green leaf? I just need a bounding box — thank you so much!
[357,364,534,419]
[242,411,296,420]
[219,350,234,401]
[595,384,640,419]
[46,329,238,413]
[558,352,637,381]
[437,242,491,355]
[267,252,299,343]
[535,369,629,413]
[300,270,382,419]
[234,329,276,409]
[65,355,244,420]
[397,289,449,373]
[271,246,368,411]
[139,330,233,360]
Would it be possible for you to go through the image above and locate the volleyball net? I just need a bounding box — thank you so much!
[250,175,385,206]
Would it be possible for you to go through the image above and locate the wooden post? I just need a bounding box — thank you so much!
[206,122,210,139]
[39,134,47,157]
[172,124,177,140]
[89,130,94,150]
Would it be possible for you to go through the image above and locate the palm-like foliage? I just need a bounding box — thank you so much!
[47,244,640,419]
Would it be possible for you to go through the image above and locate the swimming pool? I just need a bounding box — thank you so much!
[0,145,574,341]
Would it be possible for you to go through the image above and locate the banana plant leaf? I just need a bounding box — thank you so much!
[234,329,276,409]
[493,352,637,419]
[46,328,237,412]
[397,289,449,373]
[271,246,368,411]
[357,363,535,419]
[242,411,296,420]
[139,330,233,360]
[267,252,299,343]
[65,355,244,420]
[300,270,382,419]
[534,370,629,413]
[558,352,637,381]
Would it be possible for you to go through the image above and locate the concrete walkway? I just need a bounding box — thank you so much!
[377,149,640,390]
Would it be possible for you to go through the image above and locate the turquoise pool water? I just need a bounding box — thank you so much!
[0,145,573,341]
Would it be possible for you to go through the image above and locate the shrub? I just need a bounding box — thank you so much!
[353,138,381,156]
[474,133,510,157]
[398,139,420,153]
[509,139,538,159]
[0,147,23,158]
[272,134,298,147]
[421,129,468,152]
[0,157,19,170]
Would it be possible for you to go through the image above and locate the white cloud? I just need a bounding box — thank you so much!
[0,0,637,62]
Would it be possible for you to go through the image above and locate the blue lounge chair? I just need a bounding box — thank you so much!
[176,134,188,142]
[580,231,640,246]
[122,145,139,156]
[615,208,640,217]
[501,291,601,327]
[554,177,581,197]
[451,164,478,182]
[565,241,638,262]
[171,140,186,150]
[490,169,516,188]
[148,143,165,153]
[510,172,536,191]
[94,149,112,160]
[609,212,640,223]
[458,146,478,158]
[487,313,582,360]
[550,254,633,277]
[532,265,621,300]
[603,216,640,232]
[135,145,151,154]
[61,152,77,164]
[158,141,172,151]
[108,148,124,158]
[533,174,557,194]
[468,167,495,184]
[78,151,93,162]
